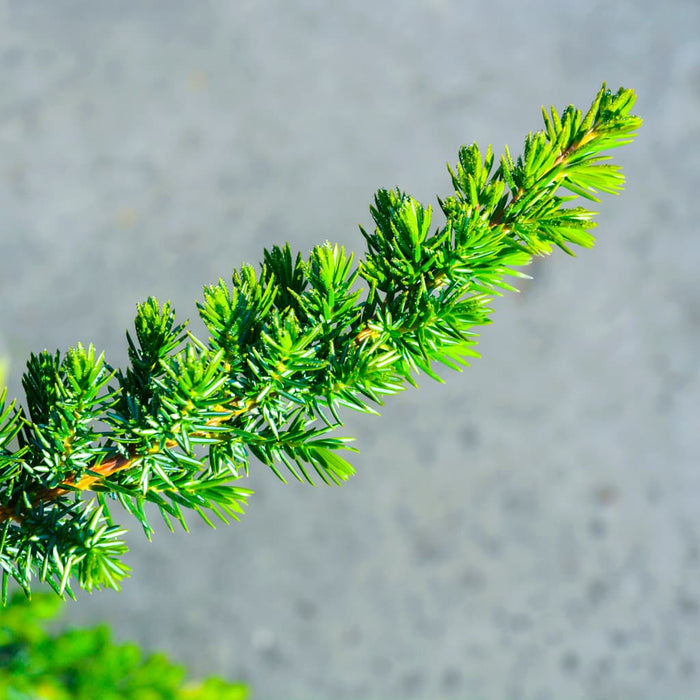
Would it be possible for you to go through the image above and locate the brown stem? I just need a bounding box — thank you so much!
[491,128,596,227]
[0,402,251,525]
[0,451,137,525]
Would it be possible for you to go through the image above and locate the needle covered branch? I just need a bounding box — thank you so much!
[0,84,641,601]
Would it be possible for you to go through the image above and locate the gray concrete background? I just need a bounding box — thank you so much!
[1,1,699,698]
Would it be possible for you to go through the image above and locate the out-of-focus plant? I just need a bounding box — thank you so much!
[0,591,249,699]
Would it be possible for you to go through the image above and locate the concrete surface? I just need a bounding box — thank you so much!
[1,1,699,698]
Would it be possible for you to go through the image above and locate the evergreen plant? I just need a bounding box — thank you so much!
[0,84,641,601]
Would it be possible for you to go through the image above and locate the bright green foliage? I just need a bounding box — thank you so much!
[0,84,641,600]
[0,591,249,699]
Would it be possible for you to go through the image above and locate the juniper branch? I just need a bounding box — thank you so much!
[0,84,641,600]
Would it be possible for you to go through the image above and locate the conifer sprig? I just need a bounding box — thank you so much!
[0,84,641,600]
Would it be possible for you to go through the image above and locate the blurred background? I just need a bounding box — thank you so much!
[1,1,698,698]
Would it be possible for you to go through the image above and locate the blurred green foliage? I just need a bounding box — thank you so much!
[0,592,249,700]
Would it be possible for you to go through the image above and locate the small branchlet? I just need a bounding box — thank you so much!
[0,84,641,600]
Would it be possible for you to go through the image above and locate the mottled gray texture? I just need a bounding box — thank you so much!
[1,1,699,698]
